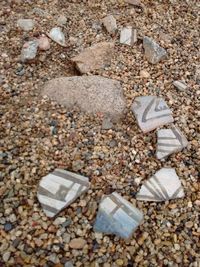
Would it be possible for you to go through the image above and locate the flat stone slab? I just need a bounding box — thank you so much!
[37,169,90,217]
[136,168,185,202]
[71,42,114,73]
[156,126,188,159]
[131,96,174,133]
[42,76,126,120]
[93,192,143,239]
[143,36,167,64]
[120,27,137,46]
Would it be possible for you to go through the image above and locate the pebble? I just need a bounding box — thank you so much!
[4,222,13,232]
[64,261,74,267]
[38,35,50,51]
[140,70,150,78]
[173,80,188,91]
[69,238,86,249]
[102,15,117,34]
[116,259,124,266]
[21,40,38,62]
[102,117,113,130]
[120,27,137,46]
[185,221,193,228]
[17,18,35,31]
[3,251,11,262]
[48,27,66,47]
[57,15,67,26]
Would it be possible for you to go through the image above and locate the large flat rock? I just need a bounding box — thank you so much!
[42,76,126,120]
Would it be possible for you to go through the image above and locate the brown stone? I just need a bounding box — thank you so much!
[69,238,86,249]
[71,42,114,73]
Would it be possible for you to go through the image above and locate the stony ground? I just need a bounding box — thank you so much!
[0,0,200,266]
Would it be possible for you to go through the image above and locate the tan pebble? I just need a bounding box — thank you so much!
[69,238,86,249]
[185,221,193,228]
[194,200,200,206]
[116,259,124,266]
[174,243,180,250]
[79,200,87,207]
[140,70,150,78]
[154,239,161,245]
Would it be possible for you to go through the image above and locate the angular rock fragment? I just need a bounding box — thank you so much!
[125,0,142,7]
[156,126,188,159]
[57,15,67,26]
[136,168,185,201]
[173,80,187,91]
[102,15,117,34]
[131,96,174,133]
[21,40,38,62]
[37,169,90,217]
[17,19,35,31]
[38,35,50,51]
[94,192,143,239]
[48,27,66,47]
[143,36,167,64]
[71,42,114,74]
[120,27,137,46]
[42,76,125,120]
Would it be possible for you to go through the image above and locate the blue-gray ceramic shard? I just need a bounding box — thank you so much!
[131,95,174,133]
[136,168,185,202]
[156,126,188,159]
[143,36,167,64]
[37,169,90,217]
[93,192,143,239]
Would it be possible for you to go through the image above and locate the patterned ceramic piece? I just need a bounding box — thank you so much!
[37,169,90,217]
[94,192,143,239]
[136,168,185,202]
[131,96,174,133]
[156,126,188,159]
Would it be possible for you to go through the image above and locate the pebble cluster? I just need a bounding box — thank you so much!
[0,0,199,266]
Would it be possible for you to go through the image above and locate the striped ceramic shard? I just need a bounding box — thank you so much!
[156,126,188,159]
[131,96,174,133]
[136,168,185,202]
[93,192,143,239]
[37,169,90,217]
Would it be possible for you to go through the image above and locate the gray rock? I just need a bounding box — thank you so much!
[102,117,113,130]
[65,261,74,267]
[71,42,114,74]
[156,126,188,159]
[17,19,35,31]
[4,222,13,232]
[173,80,187,91]
[48,27,66,47]
[195,66,200,84]
[94,192,143,239]
[102,15,117,34]
[37,169,90,217]
[131,95,174,133]
[21,40,38,62]
[32,8,50,17]
[3,251,11,262]
[143,36,167,64]
[57,15,67,26]
[42,76,126,120]
[120,27,137,46]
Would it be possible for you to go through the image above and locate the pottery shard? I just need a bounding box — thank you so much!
[71,42,114,74]
[42,76,126,120]
[136,168,185,202]
[143,36,167,64]
[37,169,90,217]
[93,192,143,239]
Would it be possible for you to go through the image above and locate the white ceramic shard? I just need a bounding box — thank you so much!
[120,27,137,46]
[136,168,185,202]
[156,126,188,159]
[37,169,90,217]
[48,27,66,47]
[94,192,143,239]
[173,80,187,91]
[131,96,174,133]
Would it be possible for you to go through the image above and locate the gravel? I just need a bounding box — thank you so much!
[0,0,199,266]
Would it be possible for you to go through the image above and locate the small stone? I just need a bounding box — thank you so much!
[131,95,174,133]
[17,19,35,31]
[94,192,143,239]
[116,259,124,266]
[69,238,86,249]
[102,15,117,34]
[63,233,70,243]
[140,70,150,78]
[156,126,188,159]
[102,117,113,130]
[37,169,90,217]
[57,15,67,26]
[4,222,13,232]
[38,35,50,51]
[48,27,66,47]
[143,36,167,64]
[185,221,193,228]
[3,251,11,262]
[136,168,185,202]
[120,27,137,46]
[54,217,66,225]
[173,80,188,91]
[72,160,85,172]
[125,0,142,7]
[71,42,114,74]
[195,66,200,84]
[21,40,38,62]
[194,200,200,206]
[174,244,180,250]
[64,261,74,267]
[32,8,49,17]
